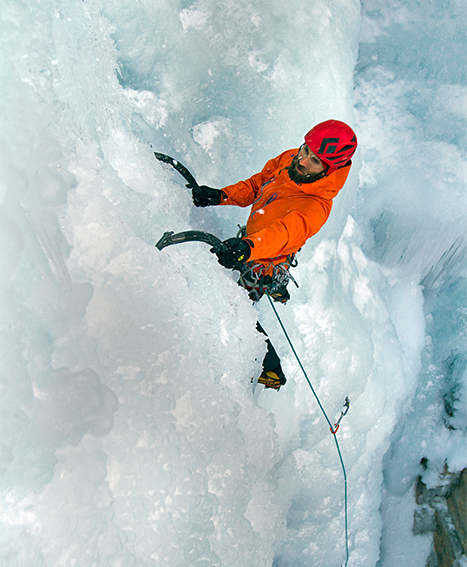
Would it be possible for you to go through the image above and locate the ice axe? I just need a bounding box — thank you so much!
[156,230,223,253]
[154,153,225,254]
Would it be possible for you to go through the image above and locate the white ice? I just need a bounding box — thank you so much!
[1,1,467,566]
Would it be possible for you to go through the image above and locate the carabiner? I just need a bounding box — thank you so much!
[330,397,350,435]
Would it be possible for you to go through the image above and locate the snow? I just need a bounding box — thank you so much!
[1,0,467,566]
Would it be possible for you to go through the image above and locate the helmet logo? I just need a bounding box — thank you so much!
[318,138,339,154]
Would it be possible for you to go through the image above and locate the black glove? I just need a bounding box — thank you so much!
[188,184,226,207]
[213,237,252,270]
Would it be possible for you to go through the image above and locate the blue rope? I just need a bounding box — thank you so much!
[266,293,349,567]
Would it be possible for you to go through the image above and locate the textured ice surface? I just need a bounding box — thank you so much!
[1,1,466,566]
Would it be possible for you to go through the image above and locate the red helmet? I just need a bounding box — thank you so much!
[304,120,357,171]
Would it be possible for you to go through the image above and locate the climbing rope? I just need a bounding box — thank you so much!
[266,293,350,567]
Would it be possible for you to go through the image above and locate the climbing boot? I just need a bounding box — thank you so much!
[257,370,287,390]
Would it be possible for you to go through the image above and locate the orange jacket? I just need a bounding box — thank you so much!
[220,149,351,264]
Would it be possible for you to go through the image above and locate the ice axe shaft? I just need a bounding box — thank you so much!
[156,230,224,253]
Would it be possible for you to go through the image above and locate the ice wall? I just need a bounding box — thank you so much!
[1,1,466,566]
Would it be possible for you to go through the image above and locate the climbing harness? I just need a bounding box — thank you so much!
[235,226,299,303]
[238,258,298,303]
[266,292,350,567]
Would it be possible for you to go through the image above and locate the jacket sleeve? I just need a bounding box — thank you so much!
[219,151,294,208]
[247,200,331,261]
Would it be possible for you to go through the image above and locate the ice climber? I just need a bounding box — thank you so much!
[189,119,357,390]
